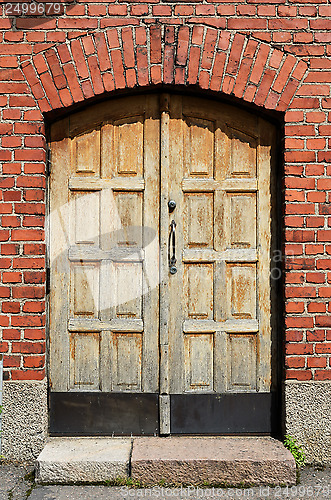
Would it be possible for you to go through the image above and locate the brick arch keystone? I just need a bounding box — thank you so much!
[21,25,308,115]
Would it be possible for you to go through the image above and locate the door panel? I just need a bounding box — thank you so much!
[49,96,160,408]
[166,95,275,406]
[49,93,277,435]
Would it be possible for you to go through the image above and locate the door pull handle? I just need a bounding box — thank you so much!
[168,220,177,274]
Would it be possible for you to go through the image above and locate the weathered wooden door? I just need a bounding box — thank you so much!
[49,94,276,435]
[160,96,276,433]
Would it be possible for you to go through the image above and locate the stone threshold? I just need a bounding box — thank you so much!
[36,436,296,486]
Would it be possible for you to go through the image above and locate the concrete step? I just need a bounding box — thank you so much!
[36,436,296,486]
[36,437,132,484]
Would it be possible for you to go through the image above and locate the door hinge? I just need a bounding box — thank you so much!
[46,265,50,295]
[46,147,51,176]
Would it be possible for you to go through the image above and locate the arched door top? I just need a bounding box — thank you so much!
[21,25,308,115]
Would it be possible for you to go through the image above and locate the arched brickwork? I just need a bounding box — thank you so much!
[21,25,308,114]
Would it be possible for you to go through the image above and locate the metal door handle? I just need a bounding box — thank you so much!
[168,220,177,274]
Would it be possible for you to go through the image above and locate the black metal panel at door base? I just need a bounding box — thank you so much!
[49,392,159,436]
[170,393,277,434]
[50,392,277,436]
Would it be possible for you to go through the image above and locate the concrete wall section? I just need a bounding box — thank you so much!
[1,380,48,462]
[285,381,331,465]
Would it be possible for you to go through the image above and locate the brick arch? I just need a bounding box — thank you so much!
[21,25,308,114]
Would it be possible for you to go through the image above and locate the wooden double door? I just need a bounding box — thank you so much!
[49,93,277,435]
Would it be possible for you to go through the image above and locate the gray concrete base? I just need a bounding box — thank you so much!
[36,438,132,484]
[131,437,296,486]
[285,380,331,465]
[1,380,48,462]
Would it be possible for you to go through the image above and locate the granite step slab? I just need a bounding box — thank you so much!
[131,436,296,486]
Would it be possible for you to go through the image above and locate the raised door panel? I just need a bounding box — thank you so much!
[229,194,256,248]
[69,333,100,391]
[72,129,101,175]
[184,193,214,248]
[228,127,257,178]
[184,264,214,320]
[71,263,100,317]
[114,118,144,176]
[72,191,100,246]
[112,333,142,391]
[227,264,257,320]
[183,117,215,178]
[184,334,214,392]
[228,335,257,391]
[111,262,143,318]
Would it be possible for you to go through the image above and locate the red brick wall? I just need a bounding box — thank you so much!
[0,3,331,383]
